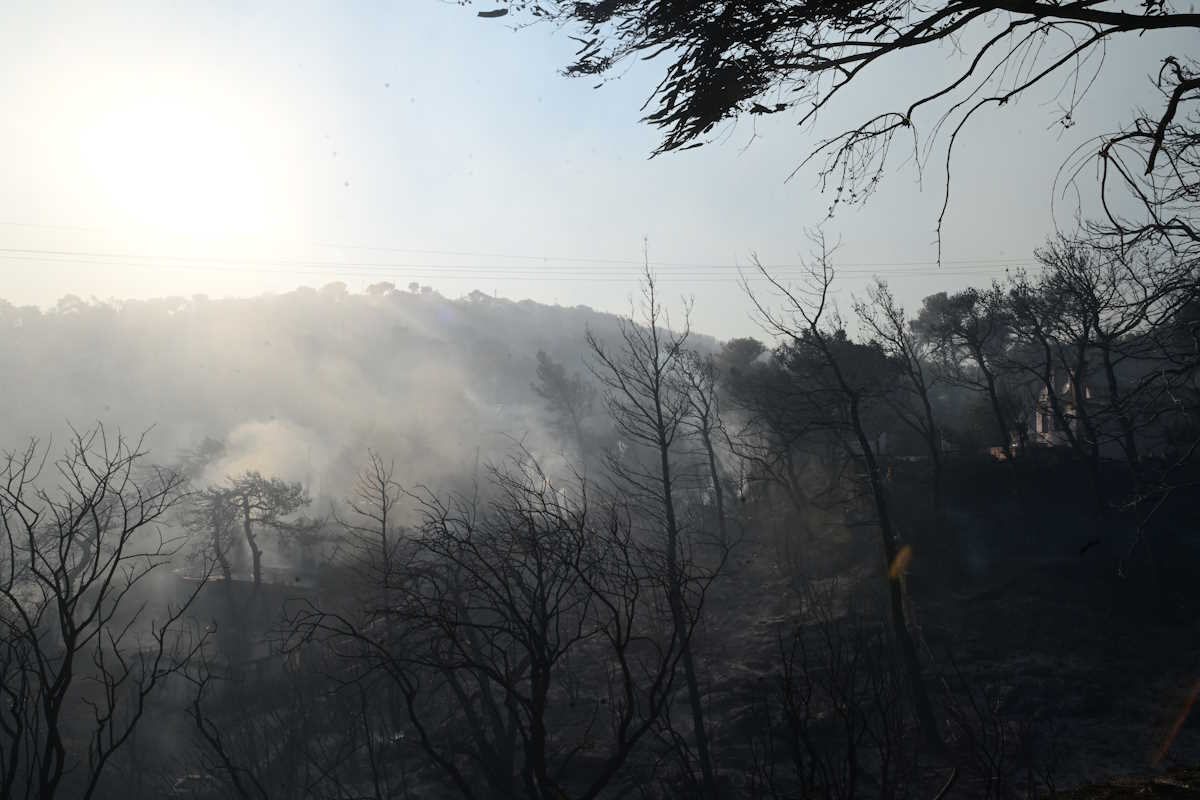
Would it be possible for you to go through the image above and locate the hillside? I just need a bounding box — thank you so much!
[0,285,712,498]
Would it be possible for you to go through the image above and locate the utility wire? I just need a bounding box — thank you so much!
[0,246,1039,282]
[0,254,1035,283]
[0,222,1035,271]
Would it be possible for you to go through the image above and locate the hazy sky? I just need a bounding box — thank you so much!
[0,2,1186,338]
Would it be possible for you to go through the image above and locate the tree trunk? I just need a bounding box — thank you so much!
[240,496,262,587]
[913,374,945,524]
[1100,344,1140,468]
[658,431,718,798]
[214,514,233,583]
[700,426,728,547]
[1068,348,1107,520]
[977,351,1013,461]
[849,396,942,748]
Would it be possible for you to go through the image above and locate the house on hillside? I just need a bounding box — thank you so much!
[1033,373,1100,448]
[995,364,1190,462]
[985,371,1106,460]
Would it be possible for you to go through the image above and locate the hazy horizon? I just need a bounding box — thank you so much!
[3,2,1190,339]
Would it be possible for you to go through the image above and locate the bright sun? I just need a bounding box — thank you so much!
[82,89,290,238]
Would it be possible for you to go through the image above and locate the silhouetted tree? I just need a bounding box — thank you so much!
[226,472,311,588]
[679,350,731,547]
[288,453,687,799]
[532,349,595,458]
[178,437,226,482]
[855,280,945,518]
[185,488,240,583]
[473,0,1199,255]
[586,267,721,797]
[720,343,822,522]
[915,287,1017,459]
[340,451,404,577]
[0,426,209,800]
[1009,237,1200,562]
[744,238,942,747]
[713,337,766,378]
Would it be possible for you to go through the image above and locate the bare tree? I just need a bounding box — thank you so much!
[1033,237,1195,469]
[855,280,945,520]
[1008,236,1200,561]
[678,350,732,548]
[586,266,722,797]
[747,582,927,800]
[338,450,406,594]
[743,238,942,747]
[0,426,209,800]
[287,453,687,799]
[182,644,400,800]
[1074,57,1200,261]
[182,454,414,800]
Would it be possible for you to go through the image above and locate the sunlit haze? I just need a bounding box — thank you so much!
[2,2,1188,337]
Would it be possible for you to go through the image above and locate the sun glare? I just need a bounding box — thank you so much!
[82,90,290,239]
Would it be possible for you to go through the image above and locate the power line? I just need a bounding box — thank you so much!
[0,253,1036,284]
[0,246,1039,282]
[309,241,1029,270]
[0,245,1035,271]
[0,222,1035,271]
